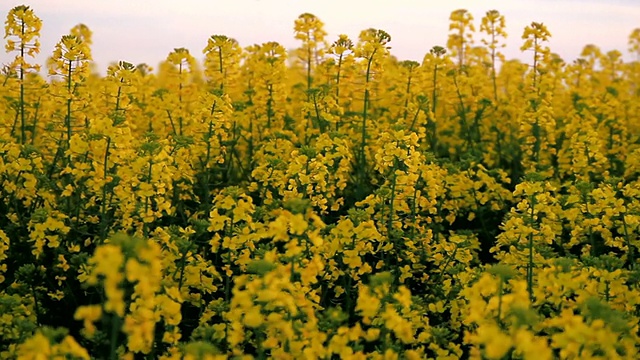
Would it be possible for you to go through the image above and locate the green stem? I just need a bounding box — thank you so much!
[31,284,41,325]
[335,53,343,132]
[178,61,183,135]
[490,22,498,103]
[143,157,154,237]
[408,172,421,240]
[66,59,73,157]
[177,242,194,290]
[166,110,177,135]
[203,101,217,205]
[622,213,635,269]
[386,160,398,270]
[432,61,439,116]
[452,72,473,153]
[218,45,225,92]
[19,20,26,144]
[100,137,111,241]
[312,92,324,133]
[435,245,458,285]
[110,314,121,360]
[266,83,274,128]
[497,277,504,325]
[527,195,536,303]
[359,50,377,193]
[306,33,313,92]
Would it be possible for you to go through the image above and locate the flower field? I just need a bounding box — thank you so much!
[2,5,640,359]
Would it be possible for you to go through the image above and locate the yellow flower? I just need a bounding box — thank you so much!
[57,336,90,360]
[477,323,512,359]
[74,305,102,337]
[355,286,381,324]
[87,244,126,316]
[16,332,51,360]
[244,306,264,328]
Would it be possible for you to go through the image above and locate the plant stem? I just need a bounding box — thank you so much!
[110,314,121,360]
[19,20,26,144]
[100,137,111,241]
[527,195,536,303]
[359,49,377,194]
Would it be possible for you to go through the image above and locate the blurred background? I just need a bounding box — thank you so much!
[1,0,639,73]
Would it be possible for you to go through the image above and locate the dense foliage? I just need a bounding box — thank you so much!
[2,5,640,359]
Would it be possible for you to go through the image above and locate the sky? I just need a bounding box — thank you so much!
[1,0,639,73]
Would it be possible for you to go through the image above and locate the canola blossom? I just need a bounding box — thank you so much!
[2,5,640,359]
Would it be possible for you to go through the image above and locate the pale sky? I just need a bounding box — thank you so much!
[1,0,639,73]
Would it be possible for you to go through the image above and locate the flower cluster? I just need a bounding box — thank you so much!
[2,4,640,359]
